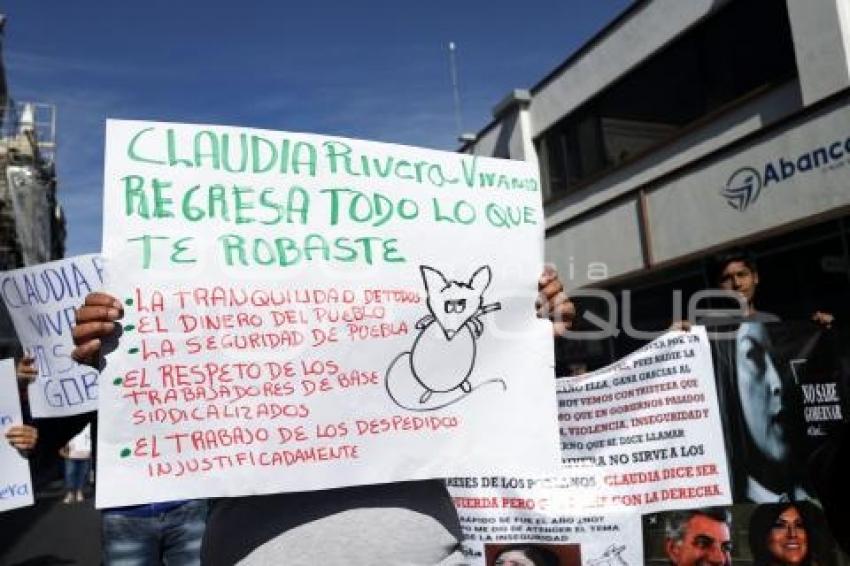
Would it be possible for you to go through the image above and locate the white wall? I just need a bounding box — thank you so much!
[787,0,850,105]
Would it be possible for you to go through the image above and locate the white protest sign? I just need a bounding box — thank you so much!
[0,358,34,512]
[97,119,559,507]
[448,475,643,565]
[0,255,104,417]
[557,328,731,511]
[447,329,731,564]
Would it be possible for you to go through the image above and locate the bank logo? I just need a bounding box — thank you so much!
[721,167,762,211]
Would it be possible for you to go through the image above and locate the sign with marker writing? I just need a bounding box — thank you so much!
[97,119,558,507]
[0,255,104,417]
[0,358,34,512]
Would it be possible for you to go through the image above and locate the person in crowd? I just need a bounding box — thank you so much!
[70,267,574,565]
[664,507,732,566]
[712,248,833,325]
[674,248,834,328]
[713,248,777,322]
[60,424,92,504]
[708,249,838,501]
[492,544,559,566]
[748,501,835,566]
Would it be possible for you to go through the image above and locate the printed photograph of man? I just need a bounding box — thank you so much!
[664,508,732,566]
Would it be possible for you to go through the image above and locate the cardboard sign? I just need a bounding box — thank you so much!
[0,255,104,417]
[96,119,559,507]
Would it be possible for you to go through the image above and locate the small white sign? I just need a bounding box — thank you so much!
[0,358,34,512]
[0,254,105,417]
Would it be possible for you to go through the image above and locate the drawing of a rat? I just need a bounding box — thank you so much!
[384,264,506,411]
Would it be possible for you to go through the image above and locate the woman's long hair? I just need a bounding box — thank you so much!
[748,501,834,566]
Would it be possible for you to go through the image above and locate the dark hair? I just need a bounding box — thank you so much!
[665,507,732,542]
[748,501,834,566]
[711,247,758,284]
[493,544,559,566]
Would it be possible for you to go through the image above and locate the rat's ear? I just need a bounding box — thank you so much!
[468,265,492,292]
[421,265,449,293]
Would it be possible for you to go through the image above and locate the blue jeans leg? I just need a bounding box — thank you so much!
[102,512,160,566]
[162,499,207,566]
[64,459,90,491]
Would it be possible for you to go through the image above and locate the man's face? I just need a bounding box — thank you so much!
[735,322,789,463]
[718,261,759,306]
[666,515,732,566]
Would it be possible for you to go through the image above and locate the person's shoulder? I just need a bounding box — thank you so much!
[695,310,780,327]
[748,311,780,323]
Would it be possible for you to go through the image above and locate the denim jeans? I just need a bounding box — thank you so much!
[102,499,208,566]
[64,458,91,491]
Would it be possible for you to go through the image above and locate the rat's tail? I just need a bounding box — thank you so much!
[385,352,505,412]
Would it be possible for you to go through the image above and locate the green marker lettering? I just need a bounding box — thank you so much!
[123,175,150,218]
[152,178,174,218]
[219,234,248,266]
[252,135,277,173]
[171,237,196,264]
[166,129,193,167]
[233,186,255,224]
[127,127,165,165]
[194,130,221,169]
[292,141,317,176]
[222,133,248,173]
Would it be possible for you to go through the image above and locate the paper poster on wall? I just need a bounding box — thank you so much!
[0,358,34,512]
[96,119,559,507]
[0,255,105,417]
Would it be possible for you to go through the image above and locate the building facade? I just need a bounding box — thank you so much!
[462,0,850,366]
[0,15,66,357]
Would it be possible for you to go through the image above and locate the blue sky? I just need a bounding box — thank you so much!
[2,1,630,257]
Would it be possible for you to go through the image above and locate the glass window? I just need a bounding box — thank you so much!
[538,0,798,203]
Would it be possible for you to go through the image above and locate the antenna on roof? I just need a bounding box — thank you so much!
[447,41,465,142]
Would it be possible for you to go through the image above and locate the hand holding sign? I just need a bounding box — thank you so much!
[15,356,37,385]
[71,292,124,368]
[5,424,38,454]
